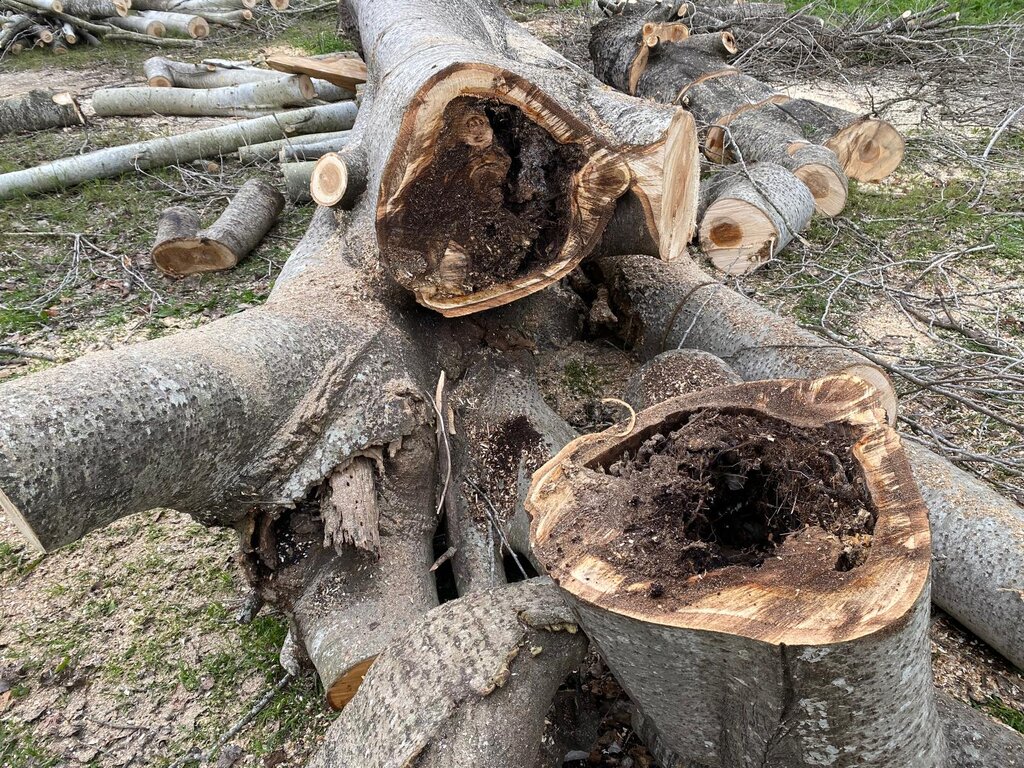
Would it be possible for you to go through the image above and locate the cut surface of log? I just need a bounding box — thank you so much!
[0,89,84,135]
[151,178,284,276]
[92,76,317,117]
[266,52,367,89]
[528,374,942,767]
[0,101,358,200]
[305,579,587,767]
[309,143,366,209]
[698,162,815,274]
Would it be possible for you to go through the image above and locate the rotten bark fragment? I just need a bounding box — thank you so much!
[320,454,380,557]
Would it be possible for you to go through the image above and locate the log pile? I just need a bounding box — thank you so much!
[590,0,906,274]
[2,0,1024,765]
[0,0,286,54]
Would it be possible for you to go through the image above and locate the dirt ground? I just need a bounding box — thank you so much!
[2,1,1023,767]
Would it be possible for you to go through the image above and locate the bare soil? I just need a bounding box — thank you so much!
[588,409,874,591]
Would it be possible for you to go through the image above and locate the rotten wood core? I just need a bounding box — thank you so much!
[383,96,588,300]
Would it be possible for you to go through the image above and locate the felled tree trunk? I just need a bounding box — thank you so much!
[279,132,352,162]
[281,160,315,203]
[92,76,317,117]
[151,179,284,276]
[698,162,815,274]
[103,14,165,36]
[349,0,699,316]
[236,130,350,164]
[305,580,588,768]
[594,253,1024,672]
[528,374,944,767]
[136,9,208,37]
[142,57,353,101]
[0,89,84,135]
[61,0,127,16]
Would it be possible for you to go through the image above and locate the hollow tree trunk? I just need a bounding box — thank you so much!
[91,76,317,117]
[347,0,699,316]
[305,579,588,767]
[594,253,1024,671]
[697,161,815,274]
[151,178,285,276]
[0,101,358,200]
[528,374,943,767]
[0,89,85,135]
[590,12,899,187]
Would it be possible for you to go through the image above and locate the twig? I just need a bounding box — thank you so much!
[0,346,55,362]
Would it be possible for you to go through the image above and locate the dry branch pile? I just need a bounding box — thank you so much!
[2,0,1024,766]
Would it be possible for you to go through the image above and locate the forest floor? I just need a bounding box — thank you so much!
[1,1,1023,767]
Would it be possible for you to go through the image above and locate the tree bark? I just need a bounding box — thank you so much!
[151,178,285,276]
[305,579,588,767]
[61,0,127,16]
[236,130,351,164]
[278,132,352,162]
[0,89,84,135]
[697,161,815,274]
[281,160,314,203]
[0,101,358,200]
[92,76,317,117]
[528,375,943,767]
[142,57,354,101]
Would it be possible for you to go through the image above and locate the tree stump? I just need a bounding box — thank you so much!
[528,375,944,767]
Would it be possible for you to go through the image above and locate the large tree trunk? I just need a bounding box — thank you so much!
[594,253,1024,671]
[528,374,943,767]
[349,0,699,316]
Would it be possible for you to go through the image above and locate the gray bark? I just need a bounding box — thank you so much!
[0,89,84,135]
[61,0,127,16]
[102,14,165,35]
[0,101,358,200]
[278,132,352,162]
[305,579,588,767]
[136,9,207,36]
[236,131,351,164]
[92,76,316,117]
[281,160,314,203]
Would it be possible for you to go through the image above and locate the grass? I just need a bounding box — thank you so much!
[982,696,1024,733]
[789,0,1020,23]
[280,17,353,54]
[562,358,604,399]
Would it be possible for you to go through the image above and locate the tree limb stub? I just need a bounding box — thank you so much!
[528,374,942,767]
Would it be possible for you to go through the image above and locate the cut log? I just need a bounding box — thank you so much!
[594,254,898,418]
[50,34,69,53]
[60,20,77,42]
[144,56,295,87]
[778,98,906,183]
[151,178,285,276]
[528,374,943,767]
[265,52,367,90]
[29,23,52,43]
[236,130,350,163]
[0,89,85,135]
[136,9,207,36]
[0,101,358,200]
[199,9,251,26]
[103,14,164,35]
[309,143,366,209]
[594,254,1024,671]
[14,0,62,12]
[61,0,128,15]
[587,15,689,94]
[277,132,351,162]
[280,160,314,203]
[92,76,317,117]
[305,580,588,765]
[590,16,859,207]
[697,162,815,274]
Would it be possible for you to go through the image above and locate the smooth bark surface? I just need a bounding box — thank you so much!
[92,76,316,117]
[0,89,84,135]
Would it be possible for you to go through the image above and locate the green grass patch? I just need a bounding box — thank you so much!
[982,696,1024,733]
[562,359,603,399]
[788,0,1020,24]
[281,17,353,54]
